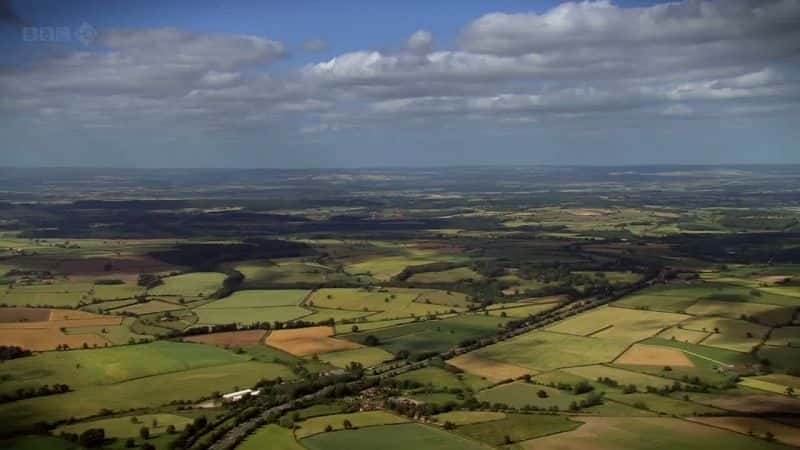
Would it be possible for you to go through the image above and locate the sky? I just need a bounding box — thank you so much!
[1,0,799,168]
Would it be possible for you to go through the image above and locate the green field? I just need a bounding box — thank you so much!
[0,340,249,394]
[295,411,408,438]
[344,315,510,358]
[308,288,465,322]
[116,299,185,315]
[563,365,676,389]
[237,260,353,287]
[476,382,585,409]
[682,317,769,352]
[0,361,294,430]
[407,267,484,284]
[56,413,192,437]
[433,411,505,426]
[394,366,492,391]
[605,393,724,416]
[470,331,629,372]
[237,424,305,450]
[456,414,580,446]
[758,346,800,372]
[148,272,227,298]
[193,305,312,325]
[334,318,416,334]
[766,326,800,347]
[740,374,800,394]
[545,306,688,343]
[203,289,310,308]
[686,300,794,326]
[510,416,789,450]
[302,423,490,450]
[317,346,395,368]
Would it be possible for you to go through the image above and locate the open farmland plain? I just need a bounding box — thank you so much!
[0,166,799,449]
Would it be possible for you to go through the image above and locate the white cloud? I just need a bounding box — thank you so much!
[2,1,799,134]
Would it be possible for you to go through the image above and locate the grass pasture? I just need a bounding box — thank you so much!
[317,346,394,368]
[237,424,304,450]
[0,340,249,394]
[511,416,788,450]
[0,361,294,431]
[148,272,226,298]
[740,374,800,395]
[193,305,312,325]
[545,306,688,343]
[56,413,192,438]
[476,382,585,410]
[205,289,309,308]
[406,267,484,284]
[393,366,492,391]
[237,260,351,287]
[345,315,509,358]
[471,330,629,372]
[433,411,505,426]
[301,423,489,450]
[681,317,770,352]
[295,411,408,439]
[563,365,677,389]
[456,414,580,447]
[686,299,795,326]
[606,392,724,416]
[308,288,464,322]
[689,417,800,447]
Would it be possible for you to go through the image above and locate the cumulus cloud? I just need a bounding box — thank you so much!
[406,30,434,53]
[1,0,799,135]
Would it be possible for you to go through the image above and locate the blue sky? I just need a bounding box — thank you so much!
[1,0,799,168]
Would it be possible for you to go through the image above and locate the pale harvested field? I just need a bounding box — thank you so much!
[0,328,110,350]
[183,330,267,346]
[0,308,120,350]
[265,326,361,356]
[448,353,532,381]
[689,417,800,447]
[614,344,694,367]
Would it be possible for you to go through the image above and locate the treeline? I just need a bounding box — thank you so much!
[1,383,70,403]
[149,238,314,269]
[0,345,31,361]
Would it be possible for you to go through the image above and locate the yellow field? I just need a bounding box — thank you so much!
[545,306,689,343]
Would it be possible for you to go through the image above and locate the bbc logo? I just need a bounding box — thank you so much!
[22,23,97,46]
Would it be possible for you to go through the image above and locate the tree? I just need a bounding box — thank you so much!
[343,419,353,429]
[504,435,513,444]
[325,424,333,432]
[537,389,549,398]
[787,386,795,396]
[139,426,150,440]
[443,421,456,430]
[363,335,380,346]
[124,438,135,448]
[351,325,359,333]
[78,428,105,448]
[166,424,176,434]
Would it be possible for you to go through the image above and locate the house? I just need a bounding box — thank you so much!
[222,388,260,402]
